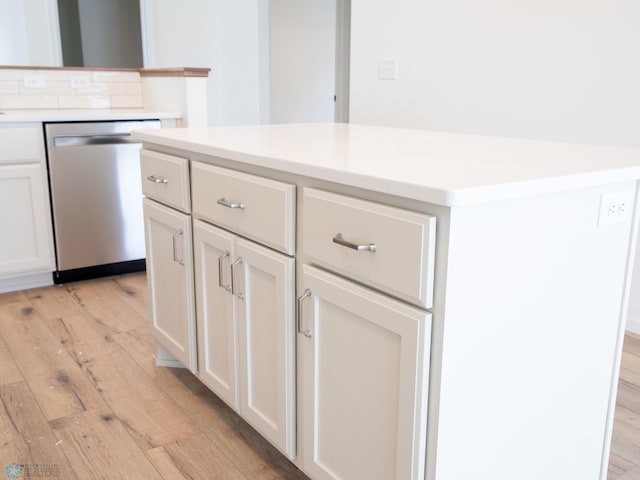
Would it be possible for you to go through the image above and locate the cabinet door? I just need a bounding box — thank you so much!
[193,220,238,409]
[143,198,197,373]
[235,238,296,459]
[299,265,431,480]
[0,163,54,275]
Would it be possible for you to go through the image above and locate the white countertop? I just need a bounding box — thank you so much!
[132,123,640,207]
[0,109,180,123]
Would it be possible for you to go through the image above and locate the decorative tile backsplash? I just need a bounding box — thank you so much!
[0,68,143,110]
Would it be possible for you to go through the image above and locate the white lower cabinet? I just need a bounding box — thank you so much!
[299,265,431,480]
[0,123,54,283]
[193,219,296,459]
[0,163,54,276]
[143,198,197,373]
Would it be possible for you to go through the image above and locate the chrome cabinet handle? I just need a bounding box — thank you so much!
[217,251,231,292]
[230,258,244,299]
[332,233,377,252]
[147,175,168,184]
[297,289,313,338]
[172,230,184,265]
[217,197,245,210]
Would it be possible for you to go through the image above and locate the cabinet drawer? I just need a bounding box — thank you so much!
[192,162,296,255]
[0,124,43,164]
[303,188,436,308]
[140,149,190,213]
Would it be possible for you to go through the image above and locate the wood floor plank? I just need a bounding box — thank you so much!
[611,406,640,472]
[0,291,29,306]
[0,384,29,470]
[159,433,248,480]
[0,335,23,385]
[111,272,150,321]
[112,325,174,378]
[167,369,301,479]
[616,379,640,417]
[146,446,192,480]
[609,452,636,479]
[49,406,163,480]
[0,300,106,420]
[618,466,640,480]
[620,350,640,390]
[27,284,92,321]
[26,286,114,351]
[624,332,640,357]
[64,279,148,334]
[0,382,79,479]
[70,339,200,451]
[112,326,303,478]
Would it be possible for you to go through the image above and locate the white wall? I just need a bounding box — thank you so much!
[349,0,640,332]
[0,0,62,66]
[140,0,269,126]
[350,0,640,148]
[271,0,336,124]
[0,1,29,65]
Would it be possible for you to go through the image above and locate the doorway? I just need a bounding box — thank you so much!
[57,0,143,68]
[269,0,350,123]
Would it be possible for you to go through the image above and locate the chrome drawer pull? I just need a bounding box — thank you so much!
[147,175,168,184]
[332,233,377,252]
[297,289,313,338]
[217,197,245,210]
[172,230,184,265]
[230,258,245,299]
[217,251,231,292]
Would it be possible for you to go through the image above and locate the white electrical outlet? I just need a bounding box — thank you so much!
[70,76,90,89]
[23,75,46,89]
[598,191,634,226]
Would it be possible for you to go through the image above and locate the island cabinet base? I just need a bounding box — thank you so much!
[428,181,638,480]
[136,124,640,480]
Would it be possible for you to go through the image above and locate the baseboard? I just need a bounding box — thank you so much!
[627,315,640,335]
[0,271,53,294]
[155,343,186,369]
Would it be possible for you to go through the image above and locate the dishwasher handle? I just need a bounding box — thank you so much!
[52,133,139,148]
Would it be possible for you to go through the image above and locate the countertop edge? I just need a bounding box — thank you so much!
[0,110,181,123]
[131,128,640,208]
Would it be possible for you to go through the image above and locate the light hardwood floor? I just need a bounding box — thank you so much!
[0,273,638,479]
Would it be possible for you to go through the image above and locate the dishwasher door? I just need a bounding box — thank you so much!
[45,120,161,283]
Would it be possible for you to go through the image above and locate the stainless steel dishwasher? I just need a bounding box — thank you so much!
[45,120,161,283]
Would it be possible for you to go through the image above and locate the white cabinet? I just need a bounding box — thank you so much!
[299,265,431,480]
[191,162,296,255]
[235,234,296,458]
[0,124,54,282]
[303,188,436,308]
[143,198,197,373]
[193,222,237,406]
[192,163,296,459]
[299,188,433,479]
[0,164,54,275]
[141,149,197,373]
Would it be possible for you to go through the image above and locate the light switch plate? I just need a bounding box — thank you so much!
[377,59,398,80]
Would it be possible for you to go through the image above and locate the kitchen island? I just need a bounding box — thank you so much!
[134,123,640,480]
